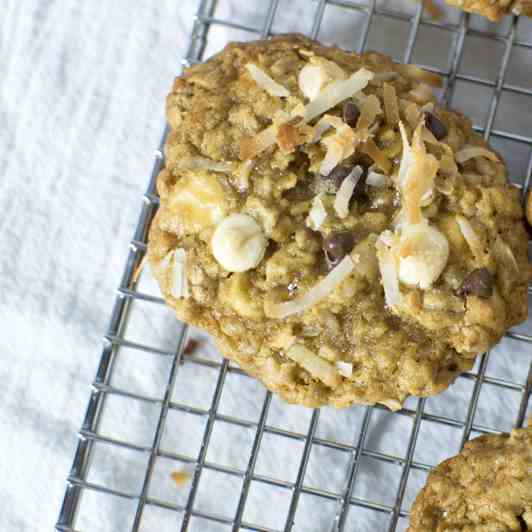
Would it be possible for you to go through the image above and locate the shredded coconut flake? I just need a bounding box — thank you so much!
[366,171,388,187]
[302,68,374,123]
[334,166,363,218]
[395,63,443,87]
[265,254,356,319]
[361,138,391,174]
[237,160,254,192]
[171,249,189,299]
[455,146,499,164]
[409,83,436,104]
[355,93,382,130]
[178,158,234,173]
[306,194,327,230]
[246,63,290,97]
[455,215,484,259]
[493,236,519,272]
[383,83,400,126]
[376,233,401,307]
[310,116,333,142]
[335,360,353,378]
[286,344,341,388]
[319,116,358,175]
[239,123,279,160]
[398,121,439,225]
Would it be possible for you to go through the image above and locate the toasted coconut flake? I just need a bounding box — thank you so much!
[286,344,341,387]
[178,157,235,173]
[455,215,484,259]
[379,398,402,411]
[302,68,374,123]
[335,360,353,377]
[372,71,399,83]
[403,101,421,129]
[361,138,392,174]
[376,232,401,307]
[355,93,382,130]
[265,254,355,319]
[277,120,301,153]
[310,116,333,142]
[409,83,436,104]
[319,117,358,175]
[455,146,499,164]
[398,121,439,225]
[239,110,291,160]
[171,248,189,299]
[246,63,290,97]
[239,124,278,160]
[493,236,519,272]
[366,170,389,187]
[306,194,327,230]
[237,159,254,192]
[383,83,400,126]
[334,166,363,218]
[395,63,443,87]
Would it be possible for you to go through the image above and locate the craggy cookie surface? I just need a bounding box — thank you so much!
[445,0,532,20]
[408,426,532,531]
[148,35,528,408]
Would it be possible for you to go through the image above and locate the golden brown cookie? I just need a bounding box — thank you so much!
[444,0,532,21]
[526,189,532,228]
[148,35,529,409]
[408,426,532,531]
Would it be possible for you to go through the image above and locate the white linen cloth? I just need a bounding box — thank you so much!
[1,1,530,531]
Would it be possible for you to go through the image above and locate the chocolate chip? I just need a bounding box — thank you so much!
[326,165,352,189]
[343,102,360,127]
[517,515,528,531]
[352,166,368,199]
[323,232,355,268]
[425,112,447,141]
[460,268,493,298]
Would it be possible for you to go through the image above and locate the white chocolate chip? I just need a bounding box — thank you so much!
[397,222,449,290]
[211,214,267,273]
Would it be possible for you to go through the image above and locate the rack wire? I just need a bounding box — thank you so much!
[56,1,532,531]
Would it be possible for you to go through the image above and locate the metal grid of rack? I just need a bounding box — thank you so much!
[56,1,532,530]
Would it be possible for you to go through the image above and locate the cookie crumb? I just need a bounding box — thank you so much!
[170,469,191,487]
[184,338,199,355]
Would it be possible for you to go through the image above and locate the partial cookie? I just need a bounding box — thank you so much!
[445,0,532,20]
[527,189,532,228]
[408,426,532,531]
[148,34,529,409]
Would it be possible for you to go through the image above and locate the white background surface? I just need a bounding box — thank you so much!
[2,1,531,531]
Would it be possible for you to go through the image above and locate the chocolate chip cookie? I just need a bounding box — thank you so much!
[445,0,532,20]
[148,35,529,409]
[408,425,532,531]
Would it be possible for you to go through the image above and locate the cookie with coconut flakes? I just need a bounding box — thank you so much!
[148,34,528,409]
[408,425,532,532]
[445,0,532,21]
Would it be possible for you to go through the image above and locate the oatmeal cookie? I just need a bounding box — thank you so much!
[148,35,528,409]
[408,425,532,531]
[526,189,532,228]
[445,0,532,20]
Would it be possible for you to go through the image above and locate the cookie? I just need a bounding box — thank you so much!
[408,426,532,531]
[527,189,532,228]
[444,0,532,20]
[148,35,529,409]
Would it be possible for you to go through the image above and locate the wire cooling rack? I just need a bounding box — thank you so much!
[56,1,532,531]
